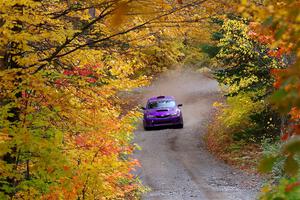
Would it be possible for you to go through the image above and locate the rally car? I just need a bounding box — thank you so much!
[142,96,183,130]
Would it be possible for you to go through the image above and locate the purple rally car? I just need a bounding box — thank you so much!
[142,96,183,130]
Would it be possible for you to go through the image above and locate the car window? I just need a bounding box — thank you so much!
[147,100,176,109]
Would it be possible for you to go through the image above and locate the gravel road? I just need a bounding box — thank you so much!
[134,68,261,200]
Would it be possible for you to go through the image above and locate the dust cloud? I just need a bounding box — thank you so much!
[139,67,220,127]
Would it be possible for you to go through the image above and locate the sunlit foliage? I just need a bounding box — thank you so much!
[0,0,222,199]
[237,0,300,198]
[203,17,284,142]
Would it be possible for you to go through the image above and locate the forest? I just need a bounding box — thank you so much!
[0,0,299,199]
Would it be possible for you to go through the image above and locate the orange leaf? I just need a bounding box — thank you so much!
[285,181,300,192]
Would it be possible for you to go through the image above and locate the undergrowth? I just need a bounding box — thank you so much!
[204,109,263,173]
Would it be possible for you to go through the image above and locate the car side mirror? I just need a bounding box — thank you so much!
[178,104,183,107]
[141,106,146,110]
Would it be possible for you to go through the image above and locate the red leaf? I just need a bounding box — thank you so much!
[63,165,70,171]
[78,68,93,76]
[63,70,74,76]
[285,181,300,192]
[21,91,29,98]
[281,133,289,141]
[75,135,86,147]
[87,77,97,83]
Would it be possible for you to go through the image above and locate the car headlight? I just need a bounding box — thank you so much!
[171,111,180,116]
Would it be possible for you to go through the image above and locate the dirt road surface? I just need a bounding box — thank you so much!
[134,68,261,200]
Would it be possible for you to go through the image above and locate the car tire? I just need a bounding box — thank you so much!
[144,126,151,131]
[177,123,183,129]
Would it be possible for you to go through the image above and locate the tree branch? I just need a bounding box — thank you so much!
[55,0,208,58]
[34,0,208,73]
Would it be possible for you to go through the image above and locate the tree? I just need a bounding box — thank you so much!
[237,0,300,198]
[0,0,224,199]
[203,16,285,141]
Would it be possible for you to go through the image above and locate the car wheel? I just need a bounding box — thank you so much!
[144,126,151,131]
[177,123,183,129]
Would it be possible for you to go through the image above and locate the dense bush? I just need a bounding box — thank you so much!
[204,17,285,142]
[260,178,300,200]
[206,15,300,199]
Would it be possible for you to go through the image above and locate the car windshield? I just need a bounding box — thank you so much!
[147,100,176,109]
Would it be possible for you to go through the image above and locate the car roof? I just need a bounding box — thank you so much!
[148,96,175,102]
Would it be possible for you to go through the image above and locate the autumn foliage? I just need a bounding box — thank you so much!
[0,0,232,198]
[1,0,298,199]
[201,0,300,197]
[235,0,300,199]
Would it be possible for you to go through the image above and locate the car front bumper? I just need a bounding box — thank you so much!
[143,116,183,127]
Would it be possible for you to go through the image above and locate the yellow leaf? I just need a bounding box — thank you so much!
[241,0,247,5]
[111,1,129,27]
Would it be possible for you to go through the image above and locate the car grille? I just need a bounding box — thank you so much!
[156,115,171,118]
[157,109,169,112]
[155,120,172,124]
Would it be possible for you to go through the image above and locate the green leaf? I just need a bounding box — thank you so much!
[258,155,278,173]
[275,26,286,40]
[262,16,273,27]
[271,89,288,102]
[282,137,300,154]
[284,155,299,177]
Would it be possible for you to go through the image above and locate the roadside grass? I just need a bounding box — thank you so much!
[204,111,263,173]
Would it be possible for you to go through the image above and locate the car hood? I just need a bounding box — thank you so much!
[145,107,178,116]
